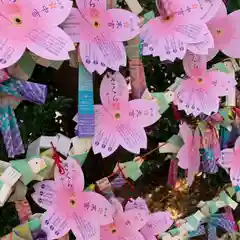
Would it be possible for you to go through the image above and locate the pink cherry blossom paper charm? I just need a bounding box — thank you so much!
[207,1,240,59]
[92,72,161,158]
[175,57,236,116]
[218,137,240,186]
[177,123,201,186]
[141,0,215,61]
[125,197,173,239]
[32,157,114,240]
[101,197,148,240]
[62,0,140,74]
[0,0,74,69]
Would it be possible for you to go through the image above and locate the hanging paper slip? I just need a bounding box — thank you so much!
[76,65,94,137]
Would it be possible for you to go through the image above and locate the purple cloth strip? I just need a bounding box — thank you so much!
[14,80,47,104]
[31,229,48,240]
[111,175,126,189]
[10,110,25,156]
[0,107,24,157]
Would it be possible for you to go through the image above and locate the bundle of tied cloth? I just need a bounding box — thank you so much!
[0,70,47,158]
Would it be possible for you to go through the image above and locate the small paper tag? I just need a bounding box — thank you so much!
[0,180,12,206]
[28,157,47,174]
[1,166,21,187]
[55,133,71,156]
[168,78,182,92]
[96,177,111,192]
[164,91,175,103]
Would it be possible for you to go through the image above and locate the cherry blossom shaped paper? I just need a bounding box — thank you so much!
[218,137,240,186]
[177,123,201,186]
[92,72,160,158]
[155,0,222,23]
[175,59,236,116]
[125,198,173,239]
[32,157,114,240]
[62,0,140,74]
[141,0,214,61]
[206,2,240,59]
[100,197,148,240]
[0,0,74,69]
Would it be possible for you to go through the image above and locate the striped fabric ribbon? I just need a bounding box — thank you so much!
[189,214,236,240]
[0,79,47,157]
[200,148,218,173]
[15,198,32,224]
[110,174,126,189]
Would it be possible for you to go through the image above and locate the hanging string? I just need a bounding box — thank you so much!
[51,142,65,175]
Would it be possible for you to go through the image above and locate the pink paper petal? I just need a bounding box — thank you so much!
[230,153,240,186]
[70,214,100,240]
[235,137,240,149]
[183,51,207,77]
[199,0,222,23]
[26,27,74,60]
[76,0,107,10]
[218,149,234,169]
[206,47,219,61]
[0,38,25,69]
[116,209,148,232]
[187,31,214,55]
[32,180,56,210]
[174,22,210,44]
[179,122,193,143]
[208,16,235,51]
[175,77,220,116]
[55,157,85,192]
[0,2,40,39]
[42,210,70,240]
[124,232,145,240]
[177,145,189,169]
[79,40,107,74]
[156,0,202,20]
[193,127,201,150]
[128,99,160,128]
[107,9,140,41]
[125,198,149,214]
[61,8,82,43]
[30,0,73,28]
[80,191,114,225]
[154,35,187,61]
[109,197,124,216]
[207,0,228,24]
[140,212,173,237]
[92,126,120,158]
[116,124,147,154]
[221,10,240,58]
[100,225,119,240]
[207,71,236,96]
[100,40,126,71]
[100,72,129,110]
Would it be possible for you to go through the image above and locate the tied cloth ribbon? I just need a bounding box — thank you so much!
[200,148,218,174]
[0,78,47,157]
[188,213,236,240]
